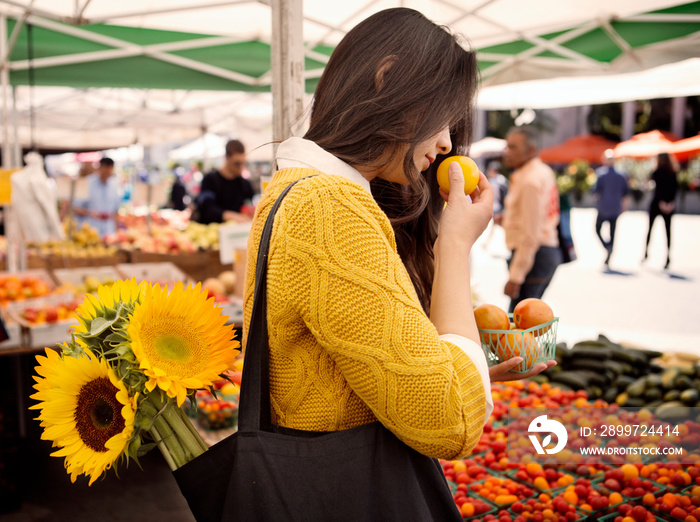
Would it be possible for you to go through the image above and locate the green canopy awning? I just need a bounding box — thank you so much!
[4,1,699,92]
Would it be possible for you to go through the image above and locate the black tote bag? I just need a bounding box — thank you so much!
[174,178,461,522]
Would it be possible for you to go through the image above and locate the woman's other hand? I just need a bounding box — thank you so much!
[488,358,557,382]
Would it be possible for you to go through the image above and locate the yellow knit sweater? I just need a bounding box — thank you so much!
[242,168,486,460]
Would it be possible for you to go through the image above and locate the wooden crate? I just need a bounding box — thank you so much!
[46,251,129,270]
[128,251,208,281]
[116,262,191,287]
[52,265,122,288]
[3,291,78,349]
[26,320,75,349]
[204,249,233,282]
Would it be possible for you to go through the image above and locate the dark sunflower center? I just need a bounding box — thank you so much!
[75,376,126,452]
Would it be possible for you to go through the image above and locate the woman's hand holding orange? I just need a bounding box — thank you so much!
[437,162,493,249]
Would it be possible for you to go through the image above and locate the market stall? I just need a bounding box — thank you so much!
[1,1,700,519]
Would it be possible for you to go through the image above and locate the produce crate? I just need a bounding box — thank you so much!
[220,296,244,327]
[459,495,499,520]
[506,467,577,493]
[116,262,191,287]
[26,253,48,269]
[205,248,232,281]
[52,265,122,288]
[128,251,209,282]
[621,478,666,503]
[0,268,57,290]
[45,251,128,270]
[4,292,79,348]
[478,314,558,373]
[0,312,24,350]
[467,475,538,506]
[25,320,75,349]
[508,501,591,522]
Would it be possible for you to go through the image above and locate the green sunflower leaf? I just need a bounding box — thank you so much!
[136,442,157,457]
[104,332,127,345]
[86,316,118,337]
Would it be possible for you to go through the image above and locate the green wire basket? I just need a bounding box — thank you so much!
[477,314,558,373]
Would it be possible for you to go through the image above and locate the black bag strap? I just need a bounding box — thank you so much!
[237,177,314,432]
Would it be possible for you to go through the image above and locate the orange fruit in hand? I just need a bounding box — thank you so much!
[474,303,510,347]
[496,330,538,372]
[513,298,554,336]
[436,156,479,195]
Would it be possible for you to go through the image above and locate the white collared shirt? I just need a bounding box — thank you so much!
[274,137,494,426]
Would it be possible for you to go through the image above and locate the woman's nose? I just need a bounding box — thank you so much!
[437,127,452,156]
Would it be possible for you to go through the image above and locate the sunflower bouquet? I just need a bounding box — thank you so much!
[29,279,240,485]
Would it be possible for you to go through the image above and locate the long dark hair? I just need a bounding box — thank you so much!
[656,152,677,174]
[304,8,478,312]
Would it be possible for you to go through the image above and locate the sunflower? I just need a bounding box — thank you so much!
[72,278,145,336]
[128,281,239,406]
[30,348,137,486]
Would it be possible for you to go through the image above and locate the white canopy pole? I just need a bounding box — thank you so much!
[1,12,12,168]
[270,0,304,156]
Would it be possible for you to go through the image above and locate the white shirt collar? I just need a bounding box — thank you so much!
[275,137,372,194]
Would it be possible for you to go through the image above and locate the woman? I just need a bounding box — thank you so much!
[644,152,679,269]
[243,7,552,467]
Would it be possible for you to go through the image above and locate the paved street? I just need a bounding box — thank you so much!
[472,207,700,355]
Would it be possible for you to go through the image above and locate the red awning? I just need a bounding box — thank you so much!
[613,130,681,160]
[671,134,700,162]
[540,134,619,165]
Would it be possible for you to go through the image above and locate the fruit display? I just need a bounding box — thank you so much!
[475,299,557,373]
[437,376,700,521]
[19,300,79,325]
[104,225,198,255]
[52,270,117,299]
[30,221,118,259]
[184,221,221,250]
[116,261,191,289]
[0,274,52,305]
[196,395,238,430]
[198,270,243,326]
[201,270,237,301]
[188,364,243,431]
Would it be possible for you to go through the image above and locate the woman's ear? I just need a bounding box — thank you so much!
[375,55,398,92]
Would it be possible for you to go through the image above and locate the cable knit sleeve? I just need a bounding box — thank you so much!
[266,175,487,460]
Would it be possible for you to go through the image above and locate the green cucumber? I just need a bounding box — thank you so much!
[663,389,681,402]
[550,372,589,390]
[626,378,648,398]
[661,368,681,389]
[654,401,691,422]
[680,388,699,406]
[570,346,612,360]
[569,358,610,373]
[643,388,662,402]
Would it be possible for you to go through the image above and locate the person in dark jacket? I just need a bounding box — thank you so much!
[593,150,629,267]
[194,139,254,224]
[169,170,188,211]
[643,152,679,269]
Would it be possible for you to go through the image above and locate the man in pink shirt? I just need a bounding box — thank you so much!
[501,126,562,313]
